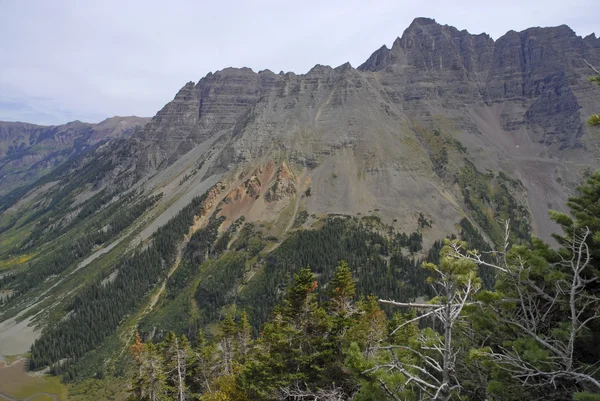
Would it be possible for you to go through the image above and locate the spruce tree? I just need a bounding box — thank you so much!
[327,260,356,318]
[587,63,600,126]
[192,329,218,395]
[236,311,252,364]
[347,295,387,358]
[218,313,237,375]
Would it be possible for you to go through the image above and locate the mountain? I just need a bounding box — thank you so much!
[86,18,600,243]
[0,18,599,386]
[0,116,150,195]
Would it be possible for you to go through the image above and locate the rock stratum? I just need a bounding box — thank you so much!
[110,18,600,242]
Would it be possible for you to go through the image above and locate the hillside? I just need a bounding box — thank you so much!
[0,116,149,195]
[0,17,599,399]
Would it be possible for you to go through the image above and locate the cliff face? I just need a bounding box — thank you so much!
[114,18,599,240]
[7,19,598,243]
[0,116,149,195]
[359,18,600,149]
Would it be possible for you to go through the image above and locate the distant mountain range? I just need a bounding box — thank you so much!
[0,116,149,195]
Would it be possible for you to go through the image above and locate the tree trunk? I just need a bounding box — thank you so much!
[440,303,452,401]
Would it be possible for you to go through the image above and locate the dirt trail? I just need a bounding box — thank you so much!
[118,240,187,358]
[119,211,209,355]
[0,392,58,401]
[283,194,300,235]
[273,168,307,250]
[148,241,186,311]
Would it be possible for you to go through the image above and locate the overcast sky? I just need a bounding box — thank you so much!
[0,0,597,125]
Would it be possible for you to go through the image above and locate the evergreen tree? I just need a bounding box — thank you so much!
[129,339,169,401]
[448,195,600,399]
[587,61,600,126]
[235,311,252,364]
[327,261,357,318]
[191,329,218,396]
[347,295,387,359]
[366,243,481,401]
[163,331,191,401]
[218,313,237,375]
[239,267,336,399]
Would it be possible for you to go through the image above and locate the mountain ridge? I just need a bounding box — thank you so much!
[0,18,599,384]
[0,116,150,195]
[110,18,600,241]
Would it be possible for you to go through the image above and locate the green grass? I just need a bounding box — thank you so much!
[457,160,531,245]
[68,377,129,401]
[0,361,68,401]
[0,253,36,271]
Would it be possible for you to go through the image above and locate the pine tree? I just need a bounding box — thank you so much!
[192,329,218,395]
[369,243,481,401]
[586,61,600,126]
[163,332,192,401]
[235,311,252,364]
[327,260,356,318]
[448,216,600,398]
[218,313,237,375]
[239,268,335,399]
[129,342,168,401]
[129,332,146,400]
[348,295,387,358]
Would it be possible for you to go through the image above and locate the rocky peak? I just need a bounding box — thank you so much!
[334,62,353,72]
[116,18,598,210]
[584,33,600,48]
[357,45,391,71]
[306,64,334,77]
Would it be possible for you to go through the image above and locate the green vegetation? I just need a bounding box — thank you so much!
[10,194,162,295]
[122,172,600,400]
[413,124,467,177]
[133,213,434,351]
[237,216,429,328]
[292,210,309,228]
[2,124,597,400]
[0,361,69,401]
[457,160,531,245]
[589,69,600,126]
[67,376,129,401]
[27,189,213,375]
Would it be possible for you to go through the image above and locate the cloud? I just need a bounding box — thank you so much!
[0,0,597,125]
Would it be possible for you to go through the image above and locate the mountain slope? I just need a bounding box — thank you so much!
[0,116,150,195]
[97,18,600,243]
[0,18,599,380]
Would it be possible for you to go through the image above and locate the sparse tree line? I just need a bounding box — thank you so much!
[234,216,431,330]
[7,193,162,295]
[28,190,211,373]
[127,172,600,400]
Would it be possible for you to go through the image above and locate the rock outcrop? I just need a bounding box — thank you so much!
[10,18,599,243]
[113,18,599,240]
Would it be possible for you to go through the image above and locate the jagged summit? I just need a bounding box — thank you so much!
[119,17,600,242]
[409,16,438,25]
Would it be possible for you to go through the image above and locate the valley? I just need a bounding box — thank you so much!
[0,16,599,401]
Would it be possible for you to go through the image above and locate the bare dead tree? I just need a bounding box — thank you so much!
[364,248,481,401]
[275,382,347,401]
[448,222,600,391]
[165,336,190,401]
